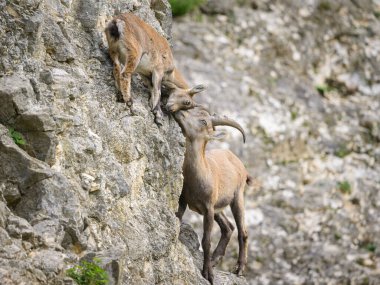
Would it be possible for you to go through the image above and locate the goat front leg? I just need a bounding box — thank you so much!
[211,212,234,267]
[118,49,141,107]
[231,191,248,276]
[110,52,123,99]
[176,192,187,222]
[119,72,133,106]
[202,208,215,284]
[150,69,164,126]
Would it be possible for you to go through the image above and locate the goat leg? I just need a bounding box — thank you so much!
[110,52,122,93]
[119,72,133,106]
[151,69,164,125]
[150,69,163,109]
[231,191,248,276]
[175,192,187,222]
[211,212,234,267]
[153,104,164,126]
[119,48,142,106]
[202,208,214,284]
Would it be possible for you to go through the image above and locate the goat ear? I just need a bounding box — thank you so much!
[189,84,206,96]
[209,131,227,141]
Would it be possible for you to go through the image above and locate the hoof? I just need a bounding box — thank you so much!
[129,105,137,116]
[233,263,245,276]
[202,268,214,285]
[126,99,133,107]
[154,117,164,127]
[154,109,164,126]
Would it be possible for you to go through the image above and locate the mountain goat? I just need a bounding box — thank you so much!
[175,107,250,284]
[105,13,205,125]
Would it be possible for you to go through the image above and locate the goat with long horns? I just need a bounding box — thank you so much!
[175,107,251,284]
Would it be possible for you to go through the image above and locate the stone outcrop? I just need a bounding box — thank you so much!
[0,0,247,284]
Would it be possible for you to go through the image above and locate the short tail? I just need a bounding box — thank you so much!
[246,175,253,186]
[106,20,120,40]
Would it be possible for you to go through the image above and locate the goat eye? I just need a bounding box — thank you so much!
[184,100,191,105]
[200,119,207,126]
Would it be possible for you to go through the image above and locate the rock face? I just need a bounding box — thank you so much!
[173,0,380,284]
[0,1,247,284]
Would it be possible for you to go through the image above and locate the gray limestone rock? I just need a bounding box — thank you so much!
[200,0,235,15]
[0,0,246,284]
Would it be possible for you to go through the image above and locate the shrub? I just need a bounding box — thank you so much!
[9,128,26,146]
[169,0,204,17]
[66,258,109,285]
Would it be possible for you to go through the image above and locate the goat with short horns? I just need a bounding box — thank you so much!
[105,13,205,125]
[175,107,251,284]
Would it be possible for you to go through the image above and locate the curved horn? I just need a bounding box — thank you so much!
[194,104,211,114]
[211,115,246,143]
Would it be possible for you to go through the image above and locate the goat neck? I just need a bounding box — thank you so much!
[183,138,209,174]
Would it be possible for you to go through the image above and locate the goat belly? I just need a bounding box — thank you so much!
[214,196,232,212]
[188,204,203,215]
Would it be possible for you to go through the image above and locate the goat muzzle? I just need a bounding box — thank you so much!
[211,116,246,143]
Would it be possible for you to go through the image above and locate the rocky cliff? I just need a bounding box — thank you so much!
[0,0,247,284]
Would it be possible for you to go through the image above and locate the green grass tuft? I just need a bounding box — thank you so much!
[169,0,204,17]
[66,258,109,285]
[364,243,376,253]
[315,83,334,95]
[338,181,351,194]
[359,241,376,253]
[334,145,350,158]
[318,1,331,11]
[291,110,298,121]
[9,128,26,146]
[334,233,341,240]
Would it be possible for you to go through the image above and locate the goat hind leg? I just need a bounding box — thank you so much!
[211,212,234,267]
[230,191,248,276]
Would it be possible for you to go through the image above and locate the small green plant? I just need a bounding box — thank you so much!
[315,83,334,95]
[366,243,376,253]
[66,258,109,285]
[169,0,204,17]
[9,128,26,146]
[338,181,351,194]
[334,145,350,158]
[290,110,298,121]
[317,1,331,11]
[360,242,376,253]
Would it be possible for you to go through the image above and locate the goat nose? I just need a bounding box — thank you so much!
[165,103,171,111]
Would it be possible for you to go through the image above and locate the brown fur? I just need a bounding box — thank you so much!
[105,13,205,125]
[175,108,249,284]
